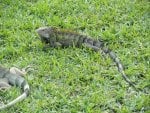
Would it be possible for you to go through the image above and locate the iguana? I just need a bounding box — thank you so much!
[0,66,30,110]
[36,26,140,91]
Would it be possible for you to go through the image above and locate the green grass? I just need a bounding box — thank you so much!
[0,0,149,112]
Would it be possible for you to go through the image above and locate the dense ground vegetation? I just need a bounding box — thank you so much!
[0,0,149,112]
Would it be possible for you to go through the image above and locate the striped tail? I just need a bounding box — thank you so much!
[0,84,29,110]
[102,47,141,91]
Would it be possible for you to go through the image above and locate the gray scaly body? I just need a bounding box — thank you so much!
[0,66,29,110]
[36,26,140,91]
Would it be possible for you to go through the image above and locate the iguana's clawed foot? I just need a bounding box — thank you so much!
[23,65,35,73]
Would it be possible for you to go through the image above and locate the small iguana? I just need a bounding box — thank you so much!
[0,66,30,110]
[36,26,140,91]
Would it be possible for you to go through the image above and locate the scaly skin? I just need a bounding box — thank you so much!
[0,66,29,110]
[36,26,141,92]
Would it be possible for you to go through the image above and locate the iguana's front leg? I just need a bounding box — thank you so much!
[43,42,62,51]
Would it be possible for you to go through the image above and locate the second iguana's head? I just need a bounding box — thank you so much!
[36,26,55,43]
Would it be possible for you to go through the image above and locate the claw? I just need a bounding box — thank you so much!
[22,65,35,73]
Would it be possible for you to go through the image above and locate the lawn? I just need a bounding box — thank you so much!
[0,0,149,113]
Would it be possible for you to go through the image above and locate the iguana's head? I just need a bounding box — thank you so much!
[36,27,54,43]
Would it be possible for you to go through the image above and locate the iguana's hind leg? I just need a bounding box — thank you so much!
[10,65,34,76]
[0,78,11,91]
[10,67,26,76]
